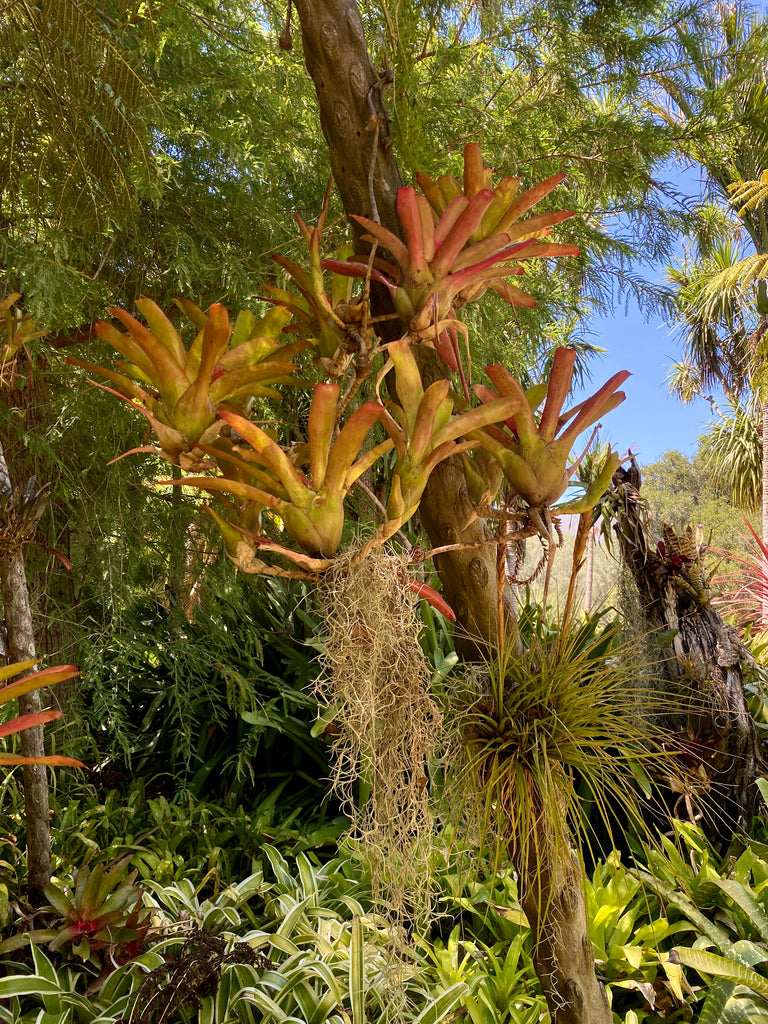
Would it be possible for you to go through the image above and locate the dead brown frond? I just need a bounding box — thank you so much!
[130,925,273,1024]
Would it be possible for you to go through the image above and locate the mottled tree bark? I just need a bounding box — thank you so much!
[5,357,78,704]
[0,444,51,905]
[518,845,612,1024]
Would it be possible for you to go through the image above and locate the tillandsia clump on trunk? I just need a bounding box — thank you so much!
[315,546,442,933]
[442,608,690,1024]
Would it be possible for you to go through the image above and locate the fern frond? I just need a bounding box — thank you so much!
[0,0,160,228]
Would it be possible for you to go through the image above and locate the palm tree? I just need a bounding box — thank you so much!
[657,6,768,603]
[698,396,762,512]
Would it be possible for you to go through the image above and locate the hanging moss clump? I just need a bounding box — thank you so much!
[315,546,442,928]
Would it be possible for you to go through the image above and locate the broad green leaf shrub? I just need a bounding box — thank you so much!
[7,788,768,1023]
[597,820,768,1022]
[0,845,467,1024]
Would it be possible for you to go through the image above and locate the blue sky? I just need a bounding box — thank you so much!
[571,164,719,467]
[576,302,716,467]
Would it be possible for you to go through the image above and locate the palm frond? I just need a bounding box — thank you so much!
[699,400,762,510]
[699,253,768,321]
[727,170,768,216]
[665,359,704,404]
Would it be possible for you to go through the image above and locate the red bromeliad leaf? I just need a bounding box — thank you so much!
[471,348,628,528]
[0,664,80,704]
[0,754,85,766]
[0,709,62,739]
[408,579,456,621]
[332,150,578,360]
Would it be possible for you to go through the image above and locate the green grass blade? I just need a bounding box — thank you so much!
[350,916,365,1024]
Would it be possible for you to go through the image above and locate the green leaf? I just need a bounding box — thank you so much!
[716,880,768,944]
[235,986,303,1023]
[675,946,768,998]
[699,977,736,1024]
[410,982,469,1024]
[0,975,61,997]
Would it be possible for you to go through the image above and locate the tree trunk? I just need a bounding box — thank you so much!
[293,0,515,657]
[4,356,79,704]
[293,9,604,1022]
[0,444,51,905]
[612,463,760,842]
[518,844,612,1024]
[762,399,768,629]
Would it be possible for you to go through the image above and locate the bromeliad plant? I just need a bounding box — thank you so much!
[0,861,150,972]
[0,295,48,381]
[471,347,627,545]
[67,147,592,583]
[265,181,373,370]
[67,299,303,465]
[0,660,82,769]
[323,144,579,367]
[378,340,520,532]
[166,384,393,570]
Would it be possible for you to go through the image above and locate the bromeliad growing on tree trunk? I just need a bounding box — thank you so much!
[66,141,630,1024]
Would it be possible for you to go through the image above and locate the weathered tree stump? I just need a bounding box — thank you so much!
[612,461,761,843]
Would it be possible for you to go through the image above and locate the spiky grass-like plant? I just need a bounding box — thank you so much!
[445,609,685,1024]
[453,609,678,880]
[315,546,442,930]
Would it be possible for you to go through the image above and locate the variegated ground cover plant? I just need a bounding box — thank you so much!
[4,808,768,1023]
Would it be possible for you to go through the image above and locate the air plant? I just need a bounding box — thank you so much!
[322,145,579,366]
[378,340,520,533]
[162,383,392,570]
[67,299,304,464]
[452,608,684,936]
[471,347,628,543]
[0,659,83,768]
